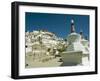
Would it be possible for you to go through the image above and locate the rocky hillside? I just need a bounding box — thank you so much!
[25,30,67,55]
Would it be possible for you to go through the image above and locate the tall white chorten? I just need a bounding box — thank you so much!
[61,19,89,66]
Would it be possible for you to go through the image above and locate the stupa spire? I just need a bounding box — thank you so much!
[71,19,75,33]
[80,30,83,35]
[80,30,83,39]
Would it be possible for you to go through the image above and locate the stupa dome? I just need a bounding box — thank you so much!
[67,32,81,44]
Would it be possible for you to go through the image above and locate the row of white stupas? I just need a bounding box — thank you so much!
[61,19,89,66]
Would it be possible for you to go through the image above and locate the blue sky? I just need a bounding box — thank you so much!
[25,12,89,39]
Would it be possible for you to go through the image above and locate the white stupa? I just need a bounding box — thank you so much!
[61,19,89,66]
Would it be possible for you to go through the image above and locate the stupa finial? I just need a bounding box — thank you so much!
[80,30,83,39]
[71,18,75,33]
